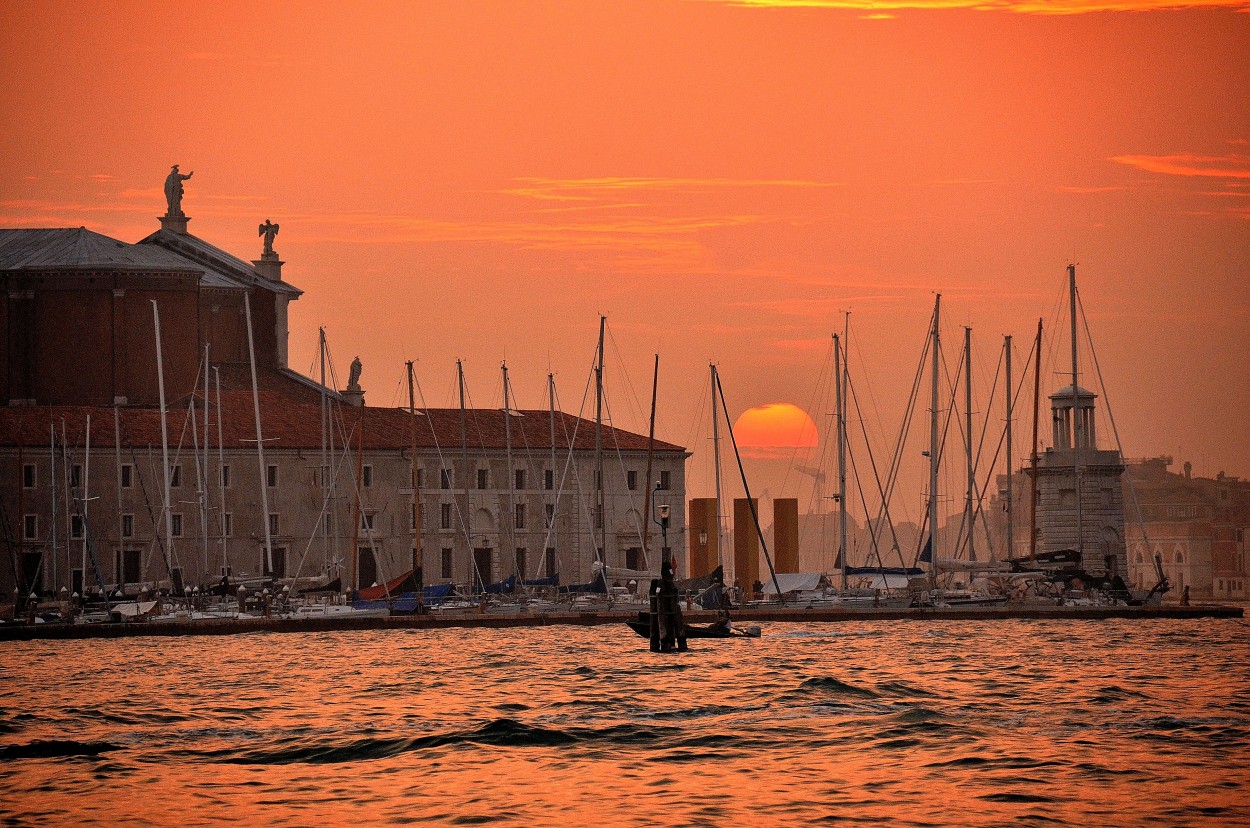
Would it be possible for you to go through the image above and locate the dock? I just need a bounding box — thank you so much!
[0,603,1241,642]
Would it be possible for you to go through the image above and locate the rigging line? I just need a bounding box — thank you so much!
[1077,291,1154,559]
[872,319,932,542]
[781,335,837,517]
[842,409,888,571]
[969,343,1005,501]
[600,390,648,549]
[932,341,965,559]
[844,366,906,566]
[606,323,647,433]
[288,418,363,587]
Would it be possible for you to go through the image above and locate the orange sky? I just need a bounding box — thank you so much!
[2,0,1247,521]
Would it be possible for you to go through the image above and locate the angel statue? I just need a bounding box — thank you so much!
[259,219,280,256]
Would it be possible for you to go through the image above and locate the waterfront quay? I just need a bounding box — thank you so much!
[0,603,1240,642]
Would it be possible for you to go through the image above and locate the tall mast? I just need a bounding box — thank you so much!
[1004,334,1014,561]
[547,372,558,577]
[593,316,606,565]
[203,343,211,578]
[502,361,516,577]
[407,361,421,581]
[152,301,176,581]
[325,327,335,575]
[928,295,941,589]
[243,292,273,577]
[834,332,847,591]
[49,424,57,591]
[82,414,92,592]
[1069,264,1084,561]
[642,354,658,565]
[457,359,472,583]
[964,326,975,563]
[1029,318,1042,557]
[113,403,124,588]
[213,367,227,576]
[710,363,725,568]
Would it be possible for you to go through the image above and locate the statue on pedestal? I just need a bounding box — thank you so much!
[348,357,363,392]
[258,219,280,257]
[164,165,193,216]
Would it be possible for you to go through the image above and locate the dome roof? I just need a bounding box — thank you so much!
[1049,384,1097,401]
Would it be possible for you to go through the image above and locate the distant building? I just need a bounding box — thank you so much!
[0,192,686,601]
[1121,458,1250,602]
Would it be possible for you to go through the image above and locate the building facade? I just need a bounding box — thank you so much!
[0,187,687,602]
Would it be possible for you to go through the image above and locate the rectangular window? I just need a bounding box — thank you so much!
[477,468,489,490]
[440,468,452,489]
[440,503,452,530]
[515,547,527,578]
[417,467,425,489]
[441,548,453,579]
[266,464,278,488]
[222,513,233,537]
[71,464,82,489]
[120,463,133,488]
[121,514,134,538]
[544,469,554,491]
[171,513,183,538]
[411,504,418,531]
[594,470,602,489]
[594,505,603,530]
[363,465,373,488]
[263,547,288,579]
[22,464,35,489]
[515,504,525,530]
[361,513,375,532]
[220,464,231,488]
[268,513,280,537]
[71,514,84,539]
[170,464,181,488]
[545,547,557,578]
[515,469,526,490]
[545,503,555,527]
[659,470,671,491]
[627,470,637,491]
[23,514,37,540]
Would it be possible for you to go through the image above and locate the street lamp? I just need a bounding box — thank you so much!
[652,481,671,568]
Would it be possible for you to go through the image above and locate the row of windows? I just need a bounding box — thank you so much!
[436,547,558,580]
[23,462,675,493]
[22,512,237,541]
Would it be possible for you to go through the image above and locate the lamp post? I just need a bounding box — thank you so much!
[652,481,670,569]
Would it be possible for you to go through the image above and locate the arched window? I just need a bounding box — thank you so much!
[1174,551,1184,565]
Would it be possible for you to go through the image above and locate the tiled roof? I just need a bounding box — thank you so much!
[0,365,686,455]
[0,228,200,273]
[140,229,301,296]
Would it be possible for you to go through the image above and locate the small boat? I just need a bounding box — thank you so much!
[625,611,760,640]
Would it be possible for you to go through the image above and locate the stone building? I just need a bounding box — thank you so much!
[1121,458,1250,602]
[0,184,687,601]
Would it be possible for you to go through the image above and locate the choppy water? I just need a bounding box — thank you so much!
[2,618,1248,827]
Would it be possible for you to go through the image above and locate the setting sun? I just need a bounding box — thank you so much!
[732,403,819,458]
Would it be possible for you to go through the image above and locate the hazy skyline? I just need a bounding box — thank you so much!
[2,0,1247,523]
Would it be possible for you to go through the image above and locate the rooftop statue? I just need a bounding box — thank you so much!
[164,165,193,216]
[259,219,279,256]
[348,356,362,391]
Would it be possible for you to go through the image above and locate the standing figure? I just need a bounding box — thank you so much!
[164,165,194,215]
[348,356,363,391]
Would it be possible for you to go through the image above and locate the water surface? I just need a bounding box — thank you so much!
[2,618,1247,826]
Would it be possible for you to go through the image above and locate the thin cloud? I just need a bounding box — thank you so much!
[1058,185,1125,194]
[711,0,1250,12]
[1110,153,1250,179]
[502,176,843,202]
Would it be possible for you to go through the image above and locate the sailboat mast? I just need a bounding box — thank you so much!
[503,361,516,578]
[203,343,211,579]
[1029,318,1042,557]
[1069,264,1084,561]
[214,367,227,577]
[1004,335,1014,560]
[320,328,329,573]
[82,414,91,592]
[710,363,725,568]
[964,327,975,563]
[593,316,605,565]
[457,359,472,584]
[49,425,57,591]
[642,354,658,564]
[548,372,558,577]
[407,361,421,582]
[834,333,847,591]
[243,292,273,576]
[152,301,176,581]
[928,295,941,589]
[113,404,124,589]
